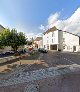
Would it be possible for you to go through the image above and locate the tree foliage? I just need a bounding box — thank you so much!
[0,28,10,48]
[0,28,27,51]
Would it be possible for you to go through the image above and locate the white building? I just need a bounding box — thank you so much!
[43,26,80,52]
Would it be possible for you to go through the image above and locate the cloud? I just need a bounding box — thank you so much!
[27,32,42,40]
[39,12,60,31]
[48,12,60,25]
[15,23,43,40]
[39,24,45,31]
[35,33,42,37]
[44,7,80,35]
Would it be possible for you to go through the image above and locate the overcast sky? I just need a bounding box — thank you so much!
[0,0,80,38]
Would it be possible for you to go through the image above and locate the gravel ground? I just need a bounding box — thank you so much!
[0,65,80,92]
[0,52,80,92]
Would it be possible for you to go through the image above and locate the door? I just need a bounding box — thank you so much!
[50,45,57,50]
[73,46,76,52]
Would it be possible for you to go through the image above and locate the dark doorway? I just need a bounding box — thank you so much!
[50,45,57,50]
[73,46,76,51]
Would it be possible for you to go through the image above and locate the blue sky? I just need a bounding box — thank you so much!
[0,0,80,38]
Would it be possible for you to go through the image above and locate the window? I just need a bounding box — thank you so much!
[52,38,55,43]
[63,46,65,49]
[47,46,49,49]
[52,32,54,37]
[63,38,65,42]
[44,45,45,48]
[52,39,53,43]
[73,46,76,51]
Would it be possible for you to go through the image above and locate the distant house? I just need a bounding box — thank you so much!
[34,37,43,49]
[0,25,5,32]
[0,25,11,52]
[43,26,80,52]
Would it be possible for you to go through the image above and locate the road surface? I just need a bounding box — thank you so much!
[39,51,80,67]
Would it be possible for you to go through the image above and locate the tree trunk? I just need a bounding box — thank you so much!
[11,45,18,51]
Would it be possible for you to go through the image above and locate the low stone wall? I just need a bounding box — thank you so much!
[0,56,19,64]
[0,54,27,64]
[0,65,80,92]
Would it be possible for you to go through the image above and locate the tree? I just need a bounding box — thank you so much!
[0,28,10,48]
[0,28,27,51]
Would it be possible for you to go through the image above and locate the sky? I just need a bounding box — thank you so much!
[0,0,80,39]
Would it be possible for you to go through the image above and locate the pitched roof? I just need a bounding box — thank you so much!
[43,26,80,37]
[43,26,57,34]
[62,30,80,37]
[34,37,42,41]
[0,25,5,29]
[0,25,5,32]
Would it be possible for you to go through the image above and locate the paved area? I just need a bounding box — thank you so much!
[39,51,80,67]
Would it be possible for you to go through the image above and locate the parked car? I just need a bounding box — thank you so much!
[0,51,15,58]
[14,49,27,56]
[38,48,48,53]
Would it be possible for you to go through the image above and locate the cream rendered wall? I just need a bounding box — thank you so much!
[34,40,43,49]
[37,40,43,48]
[0,26,4,32]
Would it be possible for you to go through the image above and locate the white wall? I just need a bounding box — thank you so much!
[43,30,59,50]
[58,31,63,51]
[63,32,80,52]
[43,29,80,52]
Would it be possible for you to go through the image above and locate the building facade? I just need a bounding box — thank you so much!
[34,37,43,49]
[43,26,80,52]
[0,25,5,32]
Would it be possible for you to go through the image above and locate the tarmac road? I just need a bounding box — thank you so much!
[39,51,80,67]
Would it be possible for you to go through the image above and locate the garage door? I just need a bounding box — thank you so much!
[50,45,57,50]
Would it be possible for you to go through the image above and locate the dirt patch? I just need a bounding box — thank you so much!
[0,52,42,80]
